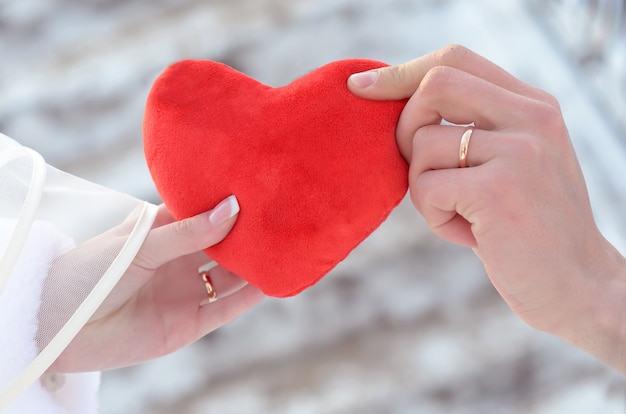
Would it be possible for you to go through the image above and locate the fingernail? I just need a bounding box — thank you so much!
[348,70,378,88]
[209,195,239,226]
[198,260,218,274]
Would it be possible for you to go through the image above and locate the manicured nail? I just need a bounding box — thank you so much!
[349,70,378,88]
[209,195,239,226]
[198,260,218,274]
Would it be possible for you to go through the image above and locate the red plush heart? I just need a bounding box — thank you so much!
[143,58,408,297]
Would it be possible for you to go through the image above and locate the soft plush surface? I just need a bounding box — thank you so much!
[143,58,408,297]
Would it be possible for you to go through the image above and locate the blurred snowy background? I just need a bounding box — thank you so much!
[1,0,626,413]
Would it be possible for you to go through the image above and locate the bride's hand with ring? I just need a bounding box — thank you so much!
[348,45,626,373]
[50,195,264,373]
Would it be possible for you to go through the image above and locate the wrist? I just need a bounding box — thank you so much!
[555,237,626,373]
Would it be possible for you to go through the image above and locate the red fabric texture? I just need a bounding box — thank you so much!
[143,58,408,297]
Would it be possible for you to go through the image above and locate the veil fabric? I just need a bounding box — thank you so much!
[0,133,158,410]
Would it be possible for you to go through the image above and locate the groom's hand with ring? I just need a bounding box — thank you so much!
[348,45,626,374]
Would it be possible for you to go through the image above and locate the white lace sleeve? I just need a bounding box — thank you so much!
[0,133,158,412]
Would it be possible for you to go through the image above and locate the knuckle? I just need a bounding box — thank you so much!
[510,133,541,157]
[175,211,229,251]
[385,63,406,83]
[379,60,422,95]
[381,64,407,90]
[537,89,561,110]
[418,66,455,97]
[435,44,473,66]
[504,132,553,172]
[175,215,199,240]
[410,127,430,155]
[531,100,566,135]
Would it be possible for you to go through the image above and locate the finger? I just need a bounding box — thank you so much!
[408,125,496,182]
[409,125,489,173]
[195,284,265,338]
[135,195,240,269]
[395,67,551,160]
[403,66,539,130]
[349,45,555,105]
[197,262,250,304]
[410,168,482,248]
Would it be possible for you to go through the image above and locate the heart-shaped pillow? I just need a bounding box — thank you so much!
[143,58,408,297]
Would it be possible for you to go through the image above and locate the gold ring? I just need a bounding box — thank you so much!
[200,271,218,303]
[459,127,474,168]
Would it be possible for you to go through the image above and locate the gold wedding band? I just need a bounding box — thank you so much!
[200,271,218,303]
[459,127,474,168]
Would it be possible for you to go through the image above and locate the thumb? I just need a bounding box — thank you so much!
[135,195,240,269]
[347,57,430,100]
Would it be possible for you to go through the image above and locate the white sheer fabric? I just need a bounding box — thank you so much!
[0,133,158,411]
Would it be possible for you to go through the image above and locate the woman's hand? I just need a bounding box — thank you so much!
[349,45,626,372]
[50,196,264,372]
